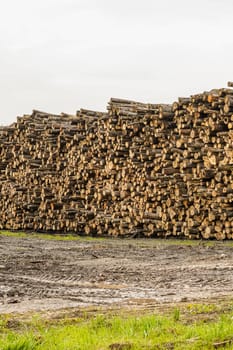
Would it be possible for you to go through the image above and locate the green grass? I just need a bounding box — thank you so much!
[1,303,233,350]
[1,230,233,248]
[0,230,104,242]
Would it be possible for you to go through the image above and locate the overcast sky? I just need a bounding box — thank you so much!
[0,0,233,125]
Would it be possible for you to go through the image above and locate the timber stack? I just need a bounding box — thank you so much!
[1,82,233,239]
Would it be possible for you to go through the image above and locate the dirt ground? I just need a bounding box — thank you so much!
[0,234,233,314]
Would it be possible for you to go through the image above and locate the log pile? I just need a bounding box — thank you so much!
[1,82,233,239]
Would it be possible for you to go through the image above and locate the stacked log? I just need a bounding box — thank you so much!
[1,82,233,239]
[170,85,233,239]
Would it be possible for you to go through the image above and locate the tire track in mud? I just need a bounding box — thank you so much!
[0,235,233,313]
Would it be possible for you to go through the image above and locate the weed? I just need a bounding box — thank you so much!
[172,308,180,322]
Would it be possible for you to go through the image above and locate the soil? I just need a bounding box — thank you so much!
[0,235,233,314]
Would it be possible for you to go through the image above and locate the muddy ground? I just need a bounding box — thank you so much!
[0,234,233,314]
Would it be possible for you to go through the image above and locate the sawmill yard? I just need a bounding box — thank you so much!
[2,84,233,348]
[0,231,233,349]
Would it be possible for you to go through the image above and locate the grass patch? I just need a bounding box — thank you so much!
[0,230,104,242]
[0,303,233,349]
[2,230,233,248]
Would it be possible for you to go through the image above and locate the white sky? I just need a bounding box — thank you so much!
[0,0,233,125]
